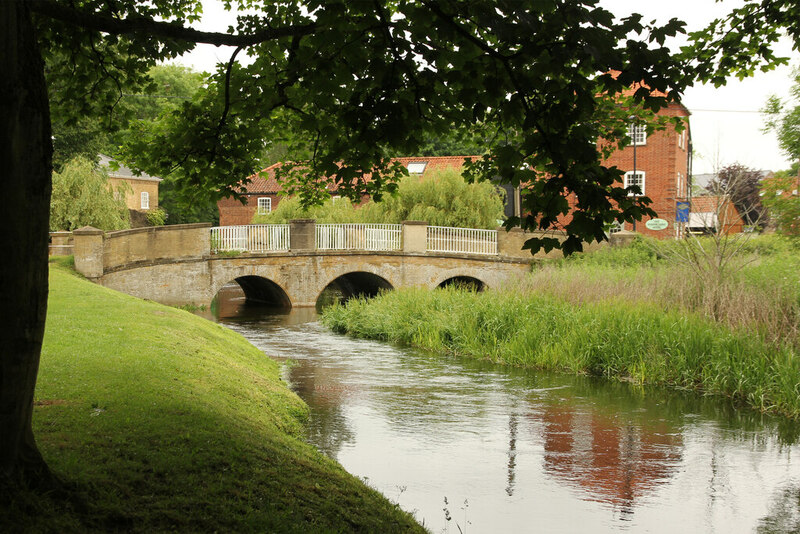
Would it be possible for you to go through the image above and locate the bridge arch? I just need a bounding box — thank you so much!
[434,274,487,292]
[214,275,292,309]
[316,271,394,307]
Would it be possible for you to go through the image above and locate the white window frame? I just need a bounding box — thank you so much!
[140,191,150,210]
[678,130,686,150]
[624,170,645,196]
[628,124,647,146]
[257,197,272,215]
[677,171,683,196]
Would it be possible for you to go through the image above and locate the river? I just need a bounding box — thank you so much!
[200,289,800,533]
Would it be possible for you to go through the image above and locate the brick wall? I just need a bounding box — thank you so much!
[218,194,283,226]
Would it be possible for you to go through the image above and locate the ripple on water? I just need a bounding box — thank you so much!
[205,307,800,534]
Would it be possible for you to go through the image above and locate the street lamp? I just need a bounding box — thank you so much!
[629,115,638,232]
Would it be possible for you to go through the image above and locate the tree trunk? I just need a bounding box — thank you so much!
[0,0,53,485]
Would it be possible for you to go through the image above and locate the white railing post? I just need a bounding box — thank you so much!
[211,223,498,256]
[210,224,290,253]
[426,225,498,255]
[315,224,401,251]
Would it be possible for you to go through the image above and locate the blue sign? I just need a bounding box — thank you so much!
[676,201,690,223]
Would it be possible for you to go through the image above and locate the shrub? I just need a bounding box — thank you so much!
[145,207,168,226]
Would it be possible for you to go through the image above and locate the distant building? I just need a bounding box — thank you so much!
[216,156,520,226]
[99,154,161,213]
[687,196,745,235]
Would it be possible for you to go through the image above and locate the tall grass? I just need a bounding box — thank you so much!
[535,234,800,347]
[323,286,800,418]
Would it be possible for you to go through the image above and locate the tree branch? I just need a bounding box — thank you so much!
[29,0,317,47]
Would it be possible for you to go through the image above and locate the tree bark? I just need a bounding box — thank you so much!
[0,0,53,485]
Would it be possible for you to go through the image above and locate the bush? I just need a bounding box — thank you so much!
[145,207,168,226]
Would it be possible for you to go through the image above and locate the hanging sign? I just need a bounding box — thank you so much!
[676,201,690,223]
[645,218,669,231]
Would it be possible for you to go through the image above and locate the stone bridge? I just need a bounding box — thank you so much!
[71,220,574,308]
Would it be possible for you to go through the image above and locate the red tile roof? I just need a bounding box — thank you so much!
[239,156,480,194]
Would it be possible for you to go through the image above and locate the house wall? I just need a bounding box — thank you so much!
[108,176,160,211]
[218,194,283,226]
[602,103,691,239]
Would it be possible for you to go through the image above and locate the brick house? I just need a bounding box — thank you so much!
[601,102,693,239]
[218,102,692,240]
[100,154,161,213]
[217,155,520,226]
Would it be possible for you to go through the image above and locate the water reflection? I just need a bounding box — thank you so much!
[535,399,681,512]
[202,295,800,533]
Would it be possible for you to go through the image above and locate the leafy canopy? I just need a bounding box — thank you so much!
[40,0,691,254]
[763,67,800,163]
[683,0,800,86]
[707,163,768,228]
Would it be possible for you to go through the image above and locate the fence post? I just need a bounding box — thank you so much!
[402,220,427,253]
[290,219,316,252]
[73,226,105,280]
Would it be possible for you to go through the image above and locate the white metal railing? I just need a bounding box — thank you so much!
[426,225,498,255]
[210,225,289,253]
[316,223,402,251]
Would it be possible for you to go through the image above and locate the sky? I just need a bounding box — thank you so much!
[173,1,798,175]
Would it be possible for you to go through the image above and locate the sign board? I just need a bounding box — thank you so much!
[676,201,690,223]
[645,218,669,231]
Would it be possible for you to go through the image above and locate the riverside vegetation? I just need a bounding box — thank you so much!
[3,257,422,533]
[323,235,800,418]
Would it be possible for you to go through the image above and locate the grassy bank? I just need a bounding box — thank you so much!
[5,259,422,533]
[322,283,800,418]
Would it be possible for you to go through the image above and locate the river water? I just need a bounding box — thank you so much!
[202,291,800,533]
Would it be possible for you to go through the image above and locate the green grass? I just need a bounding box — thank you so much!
[5,263,422,533]
[322,286,800,419]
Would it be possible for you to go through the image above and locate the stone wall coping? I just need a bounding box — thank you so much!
[49,231,73,237]
[105,222,212,239]
[206,250,534,264]
[73,226,104,236]
[401,220,428,226]
[289,219,316,224]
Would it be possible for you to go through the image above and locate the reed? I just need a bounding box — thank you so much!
[322,286,800,418]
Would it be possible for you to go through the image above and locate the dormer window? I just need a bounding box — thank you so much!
[407,162,427,174]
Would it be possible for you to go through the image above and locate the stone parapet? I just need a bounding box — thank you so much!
[609,230,637,247]
[401,220,427,253]
[103,223,212,273]
[289,219,316,251]
[49,231,74,256]
[73,226,105,279]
